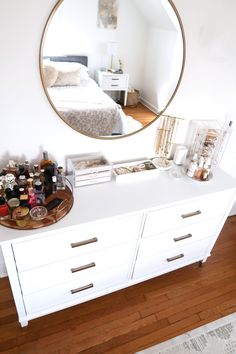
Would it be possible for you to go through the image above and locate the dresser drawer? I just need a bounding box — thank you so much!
[133,237,212,280]
[138,217,221,257]
[101,75,128,90]
[143,192,232,238]
[18,240,135,295]
[23,263,129,315]
[13,213,142,272]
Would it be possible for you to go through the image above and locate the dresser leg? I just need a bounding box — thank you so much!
[20,320,28,327]
[199,257,208,267]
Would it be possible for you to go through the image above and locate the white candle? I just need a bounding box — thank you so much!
[174,145,188,165]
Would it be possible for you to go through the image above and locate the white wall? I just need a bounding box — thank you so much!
[0,0,236,272]
[43,0,148,88]
[142,28,180,112]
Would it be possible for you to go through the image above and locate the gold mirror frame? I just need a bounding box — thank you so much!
[39,0,186,140]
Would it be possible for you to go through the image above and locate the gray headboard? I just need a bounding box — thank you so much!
[43,55,88,67]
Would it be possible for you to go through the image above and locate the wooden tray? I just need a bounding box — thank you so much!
[0,180,73,230]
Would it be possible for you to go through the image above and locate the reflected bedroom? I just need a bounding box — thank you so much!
[40,0,184,138]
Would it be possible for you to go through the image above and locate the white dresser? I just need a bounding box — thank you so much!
[97,71,129,106]
[0,168,235,327]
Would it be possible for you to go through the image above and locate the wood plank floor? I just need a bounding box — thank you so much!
[1,215,236,354]
[123,103,157,126]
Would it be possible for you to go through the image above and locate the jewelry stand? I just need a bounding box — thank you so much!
[153,115,181,170]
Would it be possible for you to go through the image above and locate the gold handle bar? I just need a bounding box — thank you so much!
[174,233,192,242]
[71,262,96,273]
[181,210,201,219]
[70,283,94,294]
[71,237,98,248]
[167,253,184,262]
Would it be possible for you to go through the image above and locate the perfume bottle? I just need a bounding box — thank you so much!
[0,197,10,218]
[34,181,45,205]
[56,167,66,190]
[0,182,4,197]
[186,153,198,178]
[52,175,57,194]
[24,160,30,179]
[40,151,52,169]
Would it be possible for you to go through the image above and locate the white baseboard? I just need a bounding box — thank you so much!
[140,97,159,114]
[0,263,7,278]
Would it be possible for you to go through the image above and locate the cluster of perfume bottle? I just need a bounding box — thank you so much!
[0,151,66,220]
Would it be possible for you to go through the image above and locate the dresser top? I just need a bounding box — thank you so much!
[0,168,235,243]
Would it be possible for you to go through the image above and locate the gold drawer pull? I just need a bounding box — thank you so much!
[71,262,96,273]
[71,283,94,294]
[112,78,119,80]
[71,237,98,248]
[181,210,201,219]
[174,233,192,242]
[167,253,184,262]
[111,84,119,87]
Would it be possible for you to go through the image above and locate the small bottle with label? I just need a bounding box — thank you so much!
[52,176,57,194]
[194,156,205,180]
[56,167,66,190]
[34,181,45,205]
[186,153,198,178]
[18,175,28,191]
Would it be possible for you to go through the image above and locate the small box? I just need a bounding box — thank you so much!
[67,153,112,187]
[113,158,159,183]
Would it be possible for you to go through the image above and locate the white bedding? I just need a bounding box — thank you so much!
[48,78,142,136]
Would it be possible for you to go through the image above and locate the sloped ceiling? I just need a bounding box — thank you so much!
[133,0,176,31]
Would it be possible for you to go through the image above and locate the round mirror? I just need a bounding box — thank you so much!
[40,0,185,139]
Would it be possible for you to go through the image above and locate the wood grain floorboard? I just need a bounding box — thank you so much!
[123,103,157,126]
[0,215,236,353]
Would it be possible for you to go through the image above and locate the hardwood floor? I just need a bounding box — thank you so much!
[1,215,236,354]
[123,103,157,126]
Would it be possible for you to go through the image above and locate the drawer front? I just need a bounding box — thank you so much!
[138,217,221,257]
[133,237,212,280]
[143,192,232,238]
[13,213,142,272]
[24,263,129,315]
[102,75,128,89]
[19,241,135,295]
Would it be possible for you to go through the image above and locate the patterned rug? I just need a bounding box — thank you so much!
[136,312,236,354]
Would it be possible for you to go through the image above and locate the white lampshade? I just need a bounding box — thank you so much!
[107,41,118,55]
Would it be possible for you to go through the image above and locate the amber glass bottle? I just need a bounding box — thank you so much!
[40,151,52,169]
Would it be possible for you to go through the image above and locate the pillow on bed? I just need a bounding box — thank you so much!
[50,61,87,72]
[53,67,81,86]
[43,64,58,87]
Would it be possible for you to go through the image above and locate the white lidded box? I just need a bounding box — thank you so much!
[113,158,159,183]
[67,153,112,187]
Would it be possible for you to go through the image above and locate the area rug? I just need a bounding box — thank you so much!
[136,312,236,354]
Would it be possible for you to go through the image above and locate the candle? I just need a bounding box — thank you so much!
[174,145,188,165]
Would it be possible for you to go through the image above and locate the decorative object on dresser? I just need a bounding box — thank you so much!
[66,153,112,187]
[113,158,159,183]
[186,120,233,182]
[169,144,188,179]
[153,115,184,170]
[0,167,235,327]
[97,70,129,106]
[0,152,73,230]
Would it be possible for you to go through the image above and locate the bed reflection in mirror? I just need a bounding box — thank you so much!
[40,0,185,139]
